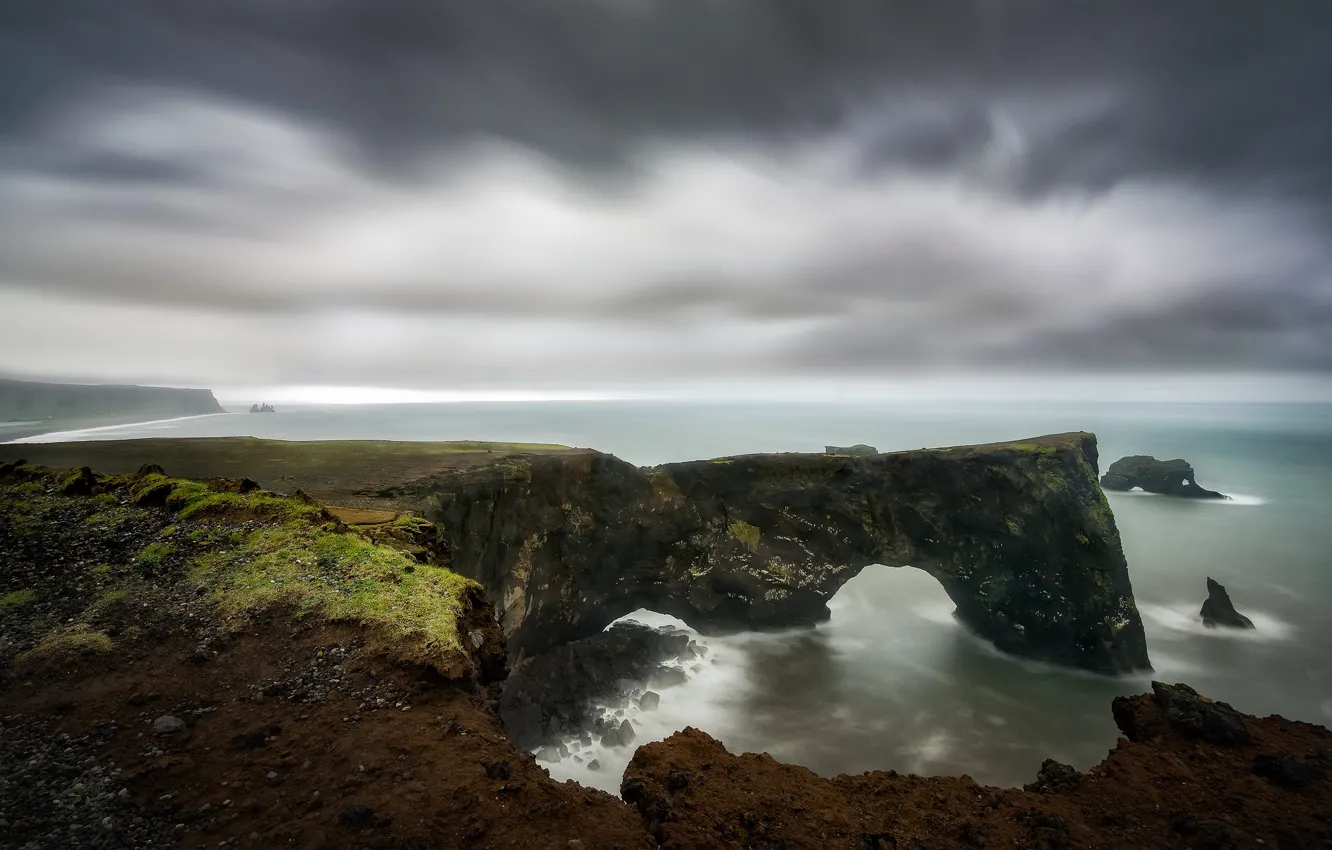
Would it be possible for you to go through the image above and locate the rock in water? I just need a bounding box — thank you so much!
[1100,455,1227,499]
[1200,577,1255,629]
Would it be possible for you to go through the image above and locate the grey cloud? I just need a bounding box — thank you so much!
[1,1,1330,386]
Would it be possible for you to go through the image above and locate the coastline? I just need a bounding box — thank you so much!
[0,411,234,445]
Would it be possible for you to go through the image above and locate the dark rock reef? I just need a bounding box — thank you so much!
[1100,455,1228,499]
[824,444,878,455]
[1200,576,1255,629]
[426,432,1151,674]
[500,620,699,750]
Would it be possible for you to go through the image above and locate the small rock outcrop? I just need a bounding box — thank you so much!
[1100,455,1227,499]
[1200,577,1255,629]
[249,403,276,414]
[824,444,878,455]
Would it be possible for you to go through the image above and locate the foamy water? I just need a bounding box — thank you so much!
[5,413,234,444]
[1140,602,1297,642]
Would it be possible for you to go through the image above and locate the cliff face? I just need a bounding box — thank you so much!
[427,432,1151,674]
[0,378,224,422]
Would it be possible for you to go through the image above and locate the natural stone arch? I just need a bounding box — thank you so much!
[427,433,1151,674]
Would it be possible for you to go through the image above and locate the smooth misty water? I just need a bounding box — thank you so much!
[13,400,1332,793]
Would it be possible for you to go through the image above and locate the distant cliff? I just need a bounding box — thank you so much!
[0,379,224,422]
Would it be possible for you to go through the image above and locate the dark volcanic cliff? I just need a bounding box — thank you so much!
[426,432,1151,674]
[0,378,224,422]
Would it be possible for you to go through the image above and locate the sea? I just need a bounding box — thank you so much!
[10,399,1332,794]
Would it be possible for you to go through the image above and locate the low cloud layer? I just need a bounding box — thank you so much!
[1,1,1330,391]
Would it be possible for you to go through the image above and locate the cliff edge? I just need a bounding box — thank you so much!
[427,432,1151,674]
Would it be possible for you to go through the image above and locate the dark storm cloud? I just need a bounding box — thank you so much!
[0,0,1330,386]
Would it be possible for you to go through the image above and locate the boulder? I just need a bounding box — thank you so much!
[639,691,661,711]
[1100,456,1227,499]
[1200,577,1254,629]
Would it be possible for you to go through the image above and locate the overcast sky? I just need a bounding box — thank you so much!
[1,1,1330,398]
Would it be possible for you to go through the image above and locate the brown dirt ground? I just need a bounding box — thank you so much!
[3,619,651,850]
[622,696,1332,850]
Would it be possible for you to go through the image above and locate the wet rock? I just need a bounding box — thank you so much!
[649,667,687,689]
[1016,809,1071,849]
[536,745,563,763]
[152,715,186,736]
[587,759,601,771]
[1024,759,1081,793]
[639,691,661,711]
[500,621,693,748]
[666,770,691,792]
[1152,682,1249,745]
[1100,456,1227,499]
[1253,754,1327,788]
[1200,578,1254,629]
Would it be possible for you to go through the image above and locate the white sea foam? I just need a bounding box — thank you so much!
[5,413,233,444]
[537,609,742,794]
[1140,602,1296,642]
[912,599,960,625]
[1107,489,1266,506]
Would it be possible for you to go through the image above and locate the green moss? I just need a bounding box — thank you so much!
[176,491,327,524]
[90,564,113,575]
[90,492,118,507]
[160,525,179,537]
[192,523,478,659]
[391,515,432,531]
[17,626,114,667]
[728,520,761,552]
[90,584,135,610]
[1005,518,1022,536]
[137,541,175,565]
[0,588,37,608]
[14,481,45,497]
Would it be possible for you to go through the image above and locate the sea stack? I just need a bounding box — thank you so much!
[1200,577,1255,629]
[1100,456,1228,499]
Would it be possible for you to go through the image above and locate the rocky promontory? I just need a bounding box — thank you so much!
[426,432,1150,674]
[1100,455,1228,499]
[6,433,1152,675]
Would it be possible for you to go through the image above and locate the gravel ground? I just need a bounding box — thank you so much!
[0,714,178,850]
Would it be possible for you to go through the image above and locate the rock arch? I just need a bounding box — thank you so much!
[427,433,1151,674]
